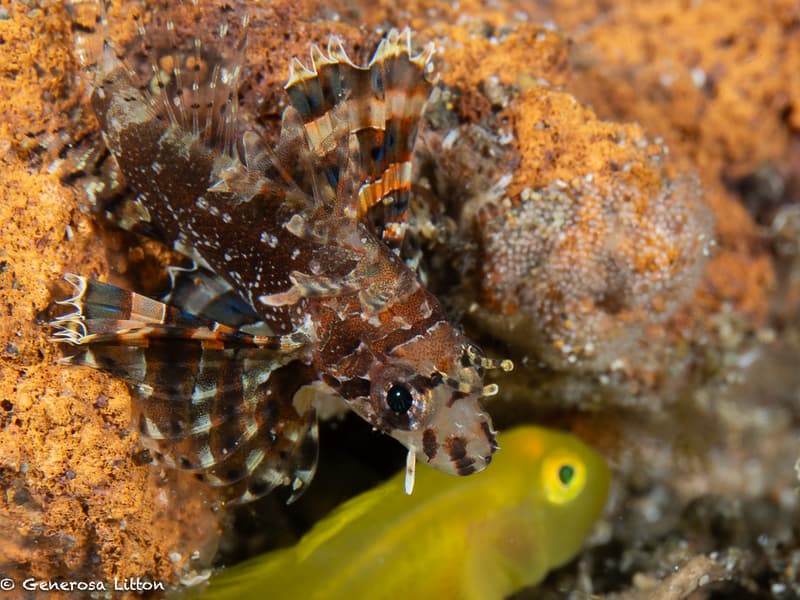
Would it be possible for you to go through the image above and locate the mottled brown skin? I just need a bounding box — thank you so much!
[53,2,502,502]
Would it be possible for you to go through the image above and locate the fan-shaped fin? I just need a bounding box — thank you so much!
[278,28,435,252]
[49,276,319,503]
[66,0,270,244]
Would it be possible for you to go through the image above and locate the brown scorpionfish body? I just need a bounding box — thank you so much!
[51,2,510,503]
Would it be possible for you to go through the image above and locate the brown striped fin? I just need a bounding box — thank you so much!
[281,28,435,251]
[50,275,308,350]
[65,341,318,503]
[130,346,318,504]
[49,276,318,503]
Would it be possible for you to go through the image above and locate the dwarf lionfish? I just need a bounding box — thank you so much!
[52,1,511,503]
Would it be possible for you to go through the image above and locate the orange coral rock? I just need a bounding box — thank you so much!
[0,153,220,586]
[0,1,220,589]
[468,87,713,371]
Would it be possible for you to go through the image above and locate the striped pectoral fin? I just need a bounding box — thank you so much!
[199,402,320,505]
[131,352,320,504]
[49,276,318,503]
[50,274,202,344]
[50,275,304,350]
[59,319,318,503]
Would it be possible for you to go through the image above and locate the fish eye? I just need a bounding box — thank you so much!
[386,383,414,413]
[558,464,575,485]
[542,451,586,505]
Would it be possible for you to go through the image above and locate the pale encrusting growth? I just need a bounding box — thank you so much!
[429,80,716,375]
[475,171,713,371]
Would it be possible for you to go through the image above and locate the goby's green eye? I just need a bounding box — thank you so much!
[558,464,575,486]
[542,451,586,504]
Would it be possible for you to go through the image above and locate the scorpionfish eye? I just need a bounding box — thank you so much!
[386,384,414,414]
[369,365,430,431]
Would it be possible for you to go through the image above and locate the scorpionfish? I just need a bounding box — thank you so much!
[201,426,610,600]
[51,2,510,502]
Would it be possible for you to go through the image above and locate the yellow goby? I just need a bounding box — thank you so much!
[202,426,610,600]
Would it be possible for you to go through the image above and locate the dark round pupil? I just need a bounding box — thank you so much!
[386,384,414,413]
[558,464,575,486]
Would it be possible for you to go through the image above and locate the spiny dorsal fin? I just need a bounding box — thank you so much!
[279,29,436,252]
[132,6,250,159]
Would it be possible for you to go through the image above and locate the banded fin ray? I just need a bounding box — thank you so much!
[50,276,306,351]
[130,346,319,504]
[278,28,435,252]
[49,276,318,503]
